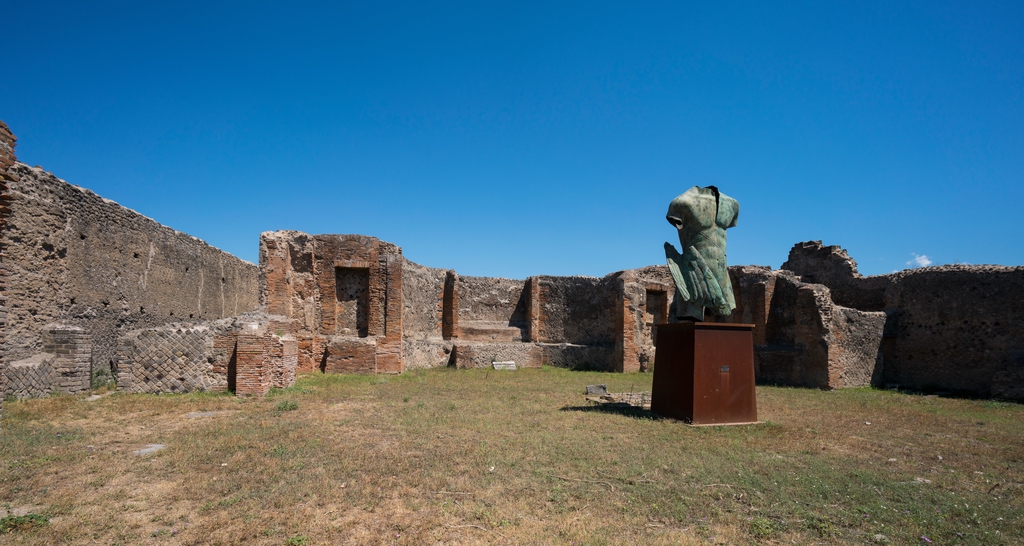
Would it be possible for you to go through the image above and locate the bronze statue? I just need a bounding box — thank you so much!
[664,186,739,321]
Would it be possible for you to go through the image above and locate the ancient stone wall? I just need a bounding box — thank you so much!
[528,275,620,371]
[42,325,92,394]
[728,266,777,345]
[455,276,528,342]
[881,265,1024,398]
[116,313,296,395]
[4,354,55,399]
[3,163,261,386]
[452,341,542,369]
[401,260,445,339]
[263,231,671,373]
[260,231,404,374]
[611,266,674,373]
[756,272,886,389]
[531,276,617,346]
[781,241,1024,399]
[259,231,1020,401]
[117,325,219,394]
[400,260,451,369]
[0,121,16,427]
[781,241,891,311]
[4,325,92,399]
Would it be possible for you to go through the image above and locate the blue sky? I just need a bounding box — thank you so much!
[3,1,1022,278]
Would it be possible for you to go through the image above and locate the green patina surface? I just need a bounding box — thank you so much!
[664,186,739,320]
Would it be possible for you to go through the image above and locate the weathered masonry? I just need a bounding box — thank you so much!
[0,120,1021,403]
[259,231,677,375]
[0,122,17,426]
[114,312,297,397]
[0,123,260,399]
[772,241,1024,399]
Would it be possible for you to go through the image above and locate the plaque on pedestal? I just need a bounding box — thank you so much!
[651,322,757,425]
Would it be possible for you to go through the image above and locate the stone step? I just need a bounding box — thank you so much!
[458,321,525,342]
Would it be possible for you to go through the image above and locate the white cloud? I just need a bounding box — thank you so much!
[906,253,933,268]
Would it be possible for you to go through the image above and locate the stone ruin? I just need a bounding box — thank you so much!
[0,119,1021,428]
[259,230,677,375]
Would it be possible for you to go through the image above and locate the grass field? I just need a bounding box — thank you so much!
[1,367,1022,545]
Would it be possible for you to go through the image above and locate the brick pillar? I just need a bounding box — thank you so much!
[260,235,293,316]
[42,325,92,394]
[525,276,539,342]
[376,252,404,373]
[211,333,237,392]
[613,279,644,373]
[0,121,16,429]
[442,270,459,340]
[234,333,269,396]
[267,334,298,388]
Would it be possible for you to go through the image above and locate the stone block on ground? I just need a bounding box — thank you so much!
[402,339,453,369]
[541,343,614,371]
[452,341,542,369]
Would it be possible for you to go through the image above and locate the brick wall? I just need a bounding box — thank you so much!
[268,334,298,388]
[42,325,92,393]
[611,266,674,373]
[262,231,679,374]
[116,313,297,395]
[4,354,55,399]
[260,231,405,374]
[234,333,269,396]
[4,324,92,398]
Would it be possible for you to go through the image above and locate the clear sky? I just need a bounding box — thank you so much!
[3,1,1022,278]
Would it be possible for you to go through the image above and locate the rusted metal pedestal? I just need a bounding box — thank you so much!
[651,322,757,425]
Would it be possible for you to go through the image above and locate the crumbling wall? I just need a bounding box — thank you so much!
[259,231,404,375]
[263,231,656,374]
[456,276,528,342]
[706,264,890,390]
[0,121,16,426]
[757,273,886,388]
[116,313,296,395]
[779,241,1024,399]
[781,241,891,311]
[3,325,92,399]
[881,265,1024,398]
[532,276,617,346]
[452,341,542,369]
[401,259,451,369]
[5,354,55,399]
[402,260,445,338]
[457,276,528,325]
[728,266,777,345]
[3,163,261,384]
[117,325,220,394]
[611,266,674,373]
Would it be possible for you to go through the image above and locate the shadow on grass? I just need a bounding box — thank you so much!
[560,403,668,421]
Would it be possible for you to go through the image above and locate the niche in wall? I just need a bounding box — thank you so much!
[335,267,370,337]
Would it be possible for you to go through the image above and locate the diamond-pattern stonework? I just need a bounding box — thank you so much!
[118,327,219,394]
[116,312,298,395]
[4,354,55,399]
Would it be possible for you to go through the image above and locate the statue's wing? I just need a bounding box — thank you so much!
[687,246,725,307]
[664,242,690,301]
[673,245,728,312]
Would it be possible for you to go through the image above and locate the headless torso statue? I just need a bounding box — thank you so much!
[664,186,739,321]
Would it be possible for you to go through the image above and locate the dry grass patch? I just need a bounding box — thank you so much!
[1,367,1022,545]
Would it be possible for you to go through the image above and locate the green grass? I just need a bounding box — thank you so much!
[0,513,49,534]
[1,366,1021,544]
